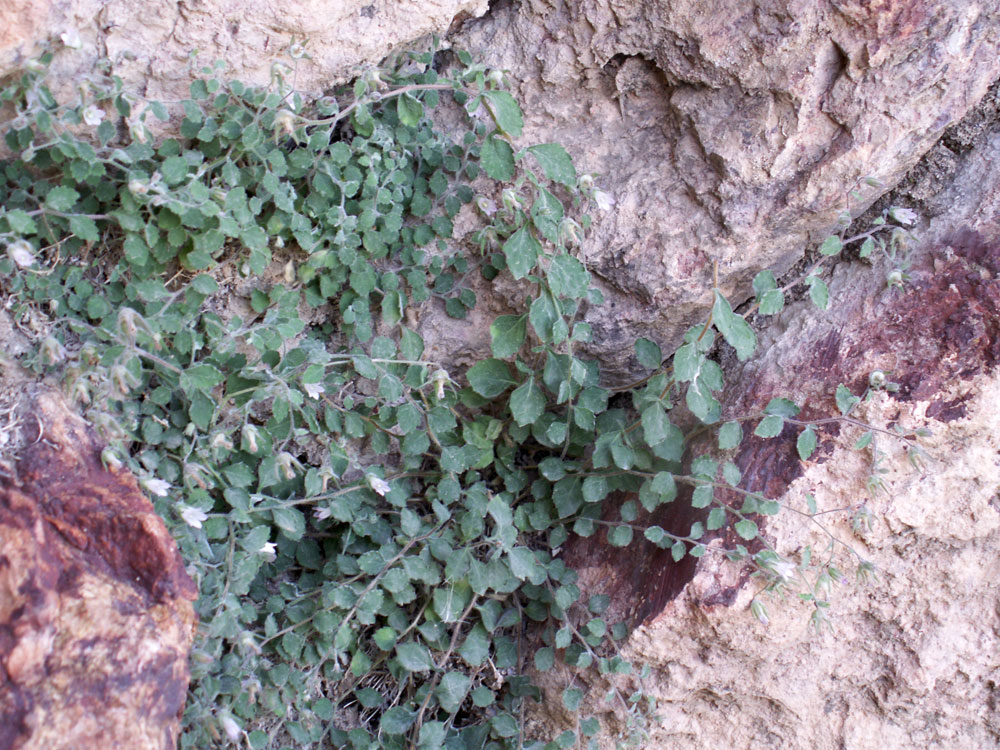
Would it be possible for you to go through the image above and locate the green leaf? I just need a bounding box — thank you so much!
[754,415,784,438]
[271,507,305,540]
[5,209,37,234]
[807,276,829,309]
[819,235,842,256]
[563,687,584,711]
[180,363,225,394]
[527,143,577,186]
[797,426,818,460]
[467,358,515,398]
[650,471,676,502]
[691,485,713,508]
[644,526,666,544]
[547,254,590,299]
[161,155,189,185]
[509,378,545,426]
[44,186,79,212]
[396,641,433,672]
[459,624,489,666]
[718,421,742,450]
[582,476,609,503]
[436,671,471,713]
[123,234,149,266]
[734,519,758,540]
[836,384,860,415]
[434,583,472,623]
[490,315,526,358]
[608,525,633,547]
[752,270,777,293]
[482,91,523,138]
[641,403,669,446]
[418,721,446,750]
[380,707,416,735]
[480,134,515,181]
[373,627,397,651]
[854,431,873,450]
[529,294,558,342]
[396,93,424,127]
[508,547,544,583]
[673,343,701,382]
[671,540,686,561]
[190,274,219,295]
[722,461,742,486]
[758,289,784,315]
[503,226,541,280]
[635,338,662,369]
[72,216,101,243]
[534,647,555,671]
[712,291,756,361]
[765,398,800,417]
[707,507,726,530]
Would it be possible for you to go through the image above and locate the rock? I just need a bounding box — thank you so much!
[0,0,487,99]
[526,86,1000,749]
[454,0,1000,378]
[0,386,197,750]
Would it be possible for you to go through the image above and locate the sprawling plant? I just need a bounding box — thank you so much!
[0,38,919,749]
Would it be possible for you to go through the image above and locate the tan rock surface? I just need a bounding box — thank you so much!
[528,93,1000,750]
[0,0,487,99]
[0,387,197,750]
[455,0,1000,378]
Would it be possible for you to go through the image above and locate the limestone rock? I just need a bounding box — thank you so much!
[527,88,1000,749]
[455,0,1000,378]
[0,387,197,750]
[0,0,488,99]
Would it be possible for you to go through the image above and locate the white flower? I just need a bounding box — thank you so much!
[366,473,391,496]
[82,105,104,127]
[6,239,36,268]
[770,557,797,582]
[180,505,208,529]
[258,542,277,559]
[219,714,242,742]
[303,382,325,399]
[475,196,497,216]
[60,29,82,49]
[593,189,614,212]
[142,477,172,497]
[313,506,332,520]
[888,207,917,226]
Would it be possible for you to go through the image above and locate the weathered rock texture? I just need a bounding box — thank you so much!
[455,0,1000,377]
[0,0,487,98]
[531,92,1000,749]
[0,387,197,750]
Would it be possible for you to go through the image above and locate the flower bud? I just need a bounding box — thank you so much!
[242,424,260,453]
[101,447,124,472]
[273,109,296,136]
[40,336,67,365]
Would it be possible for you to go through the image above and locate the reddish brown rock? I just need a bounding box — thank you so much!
[0,387,196,750]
